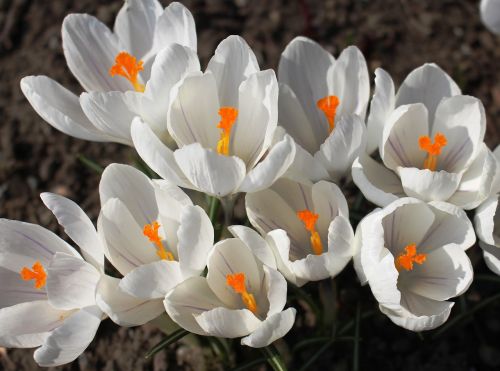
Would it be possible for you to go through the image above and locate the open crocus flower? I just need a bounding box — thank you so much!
[277,37,369,183]
[354,198,475,331]
[97,163,214,325]
[481,0,500,35]
[353,93,498,210]
[21,1,197,145]
[164,237,296,347]
[244,178,354,286]
[131,35,296,197]
[0,195,106,366]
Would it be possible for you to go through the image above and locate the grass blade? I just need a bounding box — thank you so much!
[78,154,103,174]
[145,328,189,359]
[260,344,287,371]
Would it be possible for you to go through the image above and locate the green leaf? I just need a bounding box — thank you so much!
[352,302,361,371]
[77,155,103,174]
[232,357,267,371]
[144,328,189,359]
[260,344,287,371]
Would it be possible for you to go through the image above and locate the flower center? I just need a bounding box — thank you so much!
[216,107,238,156]
[395,244,427,271]
[143,221,174,261]
[109,51,145,92]
[418,133,447,171]
[297,209,323,255]
[226,272,258,314]
[20,261,47,289]
[317,95,340,134]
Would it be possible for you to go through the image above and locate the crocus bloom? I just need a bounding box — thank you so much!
[481,0,500,35]
[97,164,214,325]
[21,1,196,145]
[244,178,354,286]
[277,37,369,183]
[0,195,105,366]
[164,237,296,347]
[354,90,497,209]
[354,198,475,331]
[131,35,296,197]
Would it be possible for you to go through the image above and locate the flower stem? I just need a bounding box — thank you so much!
[260,344,287,371]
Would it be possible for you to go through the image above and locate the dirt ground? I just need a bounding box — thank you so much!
[0,0,499,370]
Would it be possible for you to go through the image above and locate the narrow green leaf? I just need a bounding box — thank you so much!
[144,328,189,359]
[232,357,267,371]
[77,155,103,174]
[260,344,287,371]
[353,302,361,371]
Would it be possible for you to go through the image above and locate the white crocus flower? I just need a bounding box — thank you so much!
[131,35,296,198]
[21,1,196,146]
[164,237,296,347]
[243,178,354,286]
[0,197,105,366]
[277,37,369,183]
[481,0,500,35]
[354,198,475,331]
[354,92,497,210]
[97,164,214,325]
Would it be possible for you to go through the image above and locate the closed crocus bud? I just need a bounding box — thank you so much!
[354,198,475,331]
[277,37,369,183]
[21,1,196,146]
[97,164,214,326]
[244,178,354,286]
[481,0,500,35]
[131,35,296,198]
[164,237,296,347]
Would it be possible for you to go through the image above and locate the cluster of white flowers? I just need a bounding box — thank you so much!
[2,0,499,367]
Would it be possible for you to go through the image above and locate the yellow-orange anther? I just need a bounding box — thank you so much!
[419,133,447,171]
[20,261,47,289]
[216,107,238,156]
[297,209,323,255]
[109,52,145,92]
[143,221,174,261]
[226,273,258,314]
[317,95,340,134]
[395,244,427,272]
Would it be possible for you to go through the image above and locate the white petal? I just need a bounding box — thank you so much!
[265,230,303,286]
[239,135,296,193]
[284,141,329,182]
[177,205,214,274]
[119,260,184,300]
[481,0,500,34]
[207,35,259,107]
[154,180,193,219]
[432,95,486,172]
[20,76,108,142]
[326,216,355,277]
[241,308,296,348]
[195,307,261,338]
[329,45,370,119]
[40,193,103,271]
[0,267,47,308]
[264,266,288,316]
[33,305,101,367]
[96,275,164,326]
[366,68,396,154]
[228,225,277,269]
[475,195,498,246]
[46,253,100,310]
[398,167,462,202]
[312,181,349,233]
[481,242,500,276]
[164,276,224,335]
[352,155,404,207]
[395,63,461,122]
[315,114,366,182]
[174,143,246,197]
[131,117,191,188]
[232,70,278,167]
[0,333,49,349]
[289,253,332,282]
[114,0,163,58]
[62,14,127,92]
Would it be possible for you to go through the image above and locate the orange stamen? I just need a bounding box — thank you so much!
[143,221,174,261]
[109,52,145,92]
[20,261,47,289]
[419,133,447,171]
[216,107,238,156]
[226,273,258,314]
[317,95,340,134]
[395,244,427,272]
[297,209,323,255]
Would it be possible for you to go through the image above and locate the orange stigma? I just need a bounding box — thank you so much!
[143,221,174,261]
[317,95,340,134]
[297,209,323,255]
[20,261,47,289]
[419,133,447,171]
[226,273,258,314]
[216,107,238,156]
[109,52,145,92]
[395,244,427,272]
